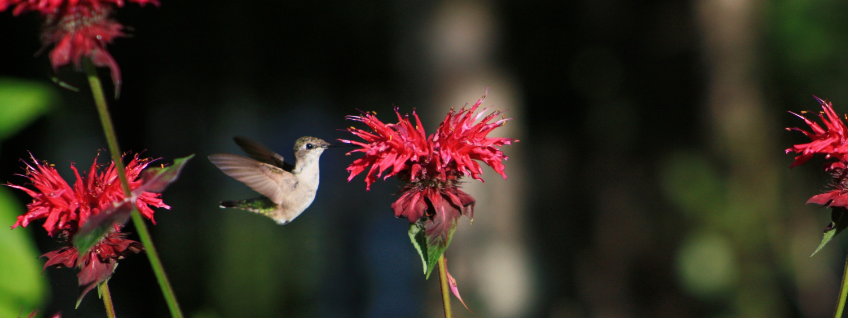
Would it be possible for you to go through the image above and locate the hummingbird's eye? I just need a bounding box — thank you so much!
[306,143,314,150]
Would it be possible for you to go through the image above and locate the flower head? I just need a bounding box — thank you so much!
[8,152,167,303]
[342,94,516,188]
[785,96,848,170]
[0,0,159,90]
[41,226,143,301]
[341,93,515,242]
[786,97,848,255]
[786,97,848,209]
[392,182,476,243]
[42,4,125,88]
[0,0,158,16]
[8,153,169,236]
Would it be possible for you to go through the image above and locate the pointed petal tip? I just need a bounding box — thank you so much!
[444,258,474,313]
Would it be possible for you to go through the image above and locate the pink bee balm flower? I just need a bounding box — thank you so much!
[41,5,126,89]
[8,152,168,302]
[8,153,169,236]
[0,0,159,90]
[786,97,848,211]
[41,226,143,302]
[341,92,516,242]
[786,96,848,170]
[0,0,158,16]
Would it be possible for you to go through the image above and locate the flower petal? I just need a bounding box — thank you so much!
[444,257,473,313]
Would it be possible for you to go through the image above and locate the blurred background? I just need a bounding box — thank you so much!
[1,0,848,317]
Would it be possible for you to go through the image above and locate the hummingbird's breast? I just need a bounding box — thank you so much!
[280,166,320,219]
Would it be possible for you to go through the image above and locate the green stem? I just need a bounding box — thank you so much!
[101,281,117,318]
[836,250,848,318]
[84,61,184,318]
[438,254,452,318]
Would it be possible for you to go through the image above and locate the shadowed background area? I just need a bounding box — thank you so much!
[1,0,847,317]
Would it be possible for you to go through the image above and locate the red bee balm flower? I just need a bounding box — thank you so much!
[341,93,516,243]
[8,153,169,236]
[0,0,158,16]
[786,97,848,209]
[784,97,848,257]
[8,153,168,302]
[0,0,159,89]
[42,227,143,299]
[786,96,848,171]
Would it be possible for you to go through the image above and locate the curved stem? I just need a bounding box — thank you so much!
[101,281,116,318]
[84,61,184,318]
[438,254,452,318]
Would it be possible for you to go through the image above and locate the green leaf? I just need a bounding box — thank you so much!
[408,223,428,274]
[812,208,848,257]
[0,187,48,318]
[0,78,56,141]
[137,154,194,193]
[73,200,133,258]
[408,219,458,279]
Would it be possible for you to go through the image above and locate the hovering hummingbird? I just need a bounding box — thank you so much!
[208,136,330,225]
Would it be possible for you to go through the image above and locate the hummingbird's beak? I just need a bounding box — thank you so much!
[325,141,350,148]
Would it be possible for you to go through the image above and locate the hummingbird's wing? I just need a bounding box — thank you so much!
[208,154,296,204]
[232,136,295,172]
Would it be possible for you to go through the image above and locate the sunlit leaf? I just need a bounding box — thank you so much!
[408,219,457,279]
[812,207,848,257]
[409,223,428,274]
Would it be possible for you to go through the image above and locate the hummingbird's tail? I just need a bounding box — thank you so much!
[219,196,277,217]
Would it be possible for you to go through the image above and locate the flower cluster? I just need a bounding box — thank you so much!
[0,0,158,16]
[341,93,516,243]
[0,0,159,89]
[786,97,848,209]
[8,153,168,300]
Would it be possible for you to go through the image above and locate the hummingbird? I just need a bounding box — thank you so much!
[208,136,330,225]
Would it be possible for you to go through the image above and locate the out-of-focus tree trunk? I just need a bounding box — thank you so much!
[396,1,535,317]
[696,0,788,317]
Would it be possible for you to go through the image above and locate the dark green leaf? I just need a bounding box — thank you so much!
[73,200,133,258]
[812,208,848,256]
[137,154,194,193]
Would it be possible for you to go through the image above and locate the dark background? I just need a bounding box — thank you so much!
[2,0,847,317]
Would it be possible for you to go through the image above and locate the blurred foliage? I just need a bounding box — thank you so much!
[0,77,55,141]
[0,186,49,318]
[676,230,739,299]
[660,151,724,220]
[767,0,848,103]
[0,77,55,317]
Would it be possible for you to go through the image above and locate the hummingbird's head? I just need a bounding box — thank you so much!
[293,136,330,162]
